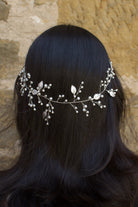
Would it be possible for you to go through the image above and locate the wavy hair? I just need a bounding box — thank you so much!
[0,25,138,207]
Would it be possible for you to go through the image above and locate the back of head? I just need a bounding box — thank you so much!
[15,24,124,172]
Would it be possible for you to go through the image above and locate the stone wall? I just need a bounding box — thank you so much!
[0,0,137,170]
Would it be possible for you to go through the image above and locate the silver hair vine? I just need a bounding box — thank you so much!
[18,61,118,125]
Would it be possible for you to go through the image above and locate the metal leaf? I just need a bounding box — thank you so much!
[71,85,77,94]
[38,81,43,90]
[109,91,115,97]
[42,111,47,119]
[93,93,100,100]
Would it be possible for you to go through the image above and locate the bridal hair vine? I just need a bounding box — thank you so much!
[17,61,118,125]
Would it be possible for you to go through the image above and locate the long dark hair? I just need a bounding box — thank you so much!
[0,25,138,207]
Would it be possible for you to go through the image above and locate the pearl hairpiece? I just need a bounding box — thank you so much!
[17,61,118,125]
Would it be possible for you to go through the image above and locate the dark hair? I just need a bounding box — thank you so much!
[0,24,138,207]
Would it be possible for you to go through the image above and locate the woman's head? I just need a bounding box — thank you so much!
[14,24,125,175]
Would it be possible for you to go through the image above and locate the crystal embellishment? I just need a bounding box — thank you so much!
[17,61,118,126]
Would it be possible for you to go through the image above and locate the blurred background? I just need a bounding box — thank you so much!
[0,0,137,170]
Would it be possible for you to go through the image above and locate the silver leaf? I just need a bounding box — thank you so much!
[38,81,43,90]
[42,111,47,119]
[93,93,100,100]
[109,91,115,97]
[71,85,77,94]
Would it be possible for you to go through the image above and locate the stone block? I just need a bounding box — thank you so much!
[34,0,55,5]
[0,39,19,64]
[0,0,10,21]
